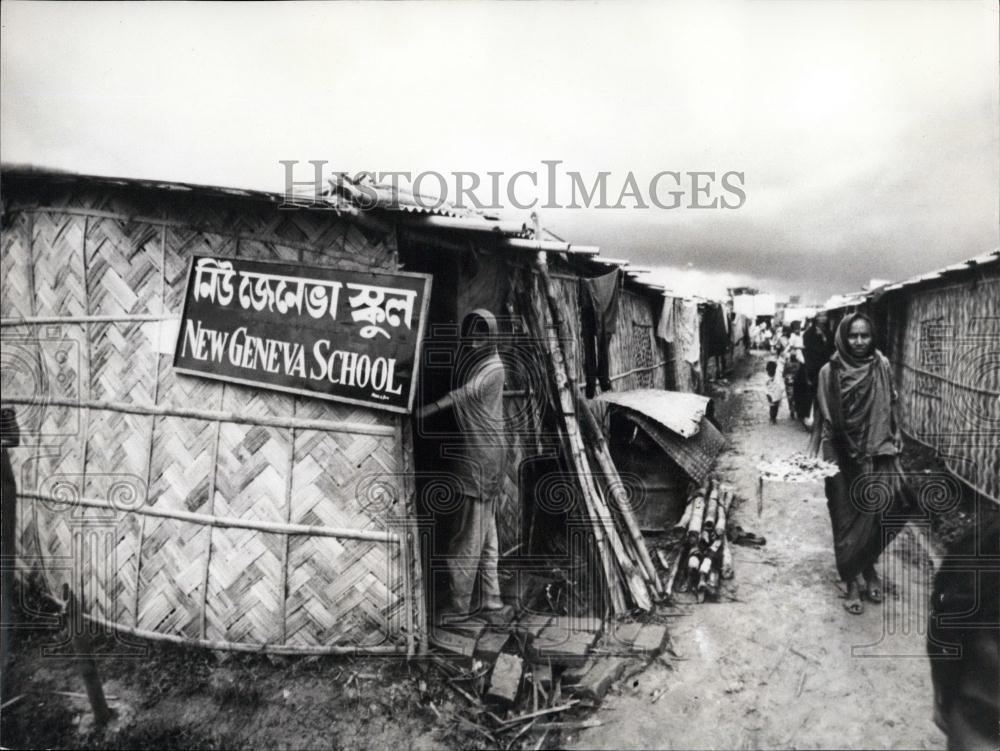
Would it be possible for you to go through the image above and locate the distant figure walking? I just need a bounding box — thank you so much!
[778,323,804,420]
[800,313,835,423]
[809,312,914,614]
[765,360,783,424]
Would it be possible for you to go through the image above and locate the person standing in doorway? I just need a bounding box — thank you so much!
[417,309,509,624]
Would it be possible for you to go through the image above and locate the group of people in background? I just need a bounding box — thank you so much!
[761,313,835,426]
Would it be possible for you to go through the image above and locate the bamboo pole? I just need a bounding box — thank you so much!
[518,265,625,613]
[575,394,662,594]
[80,610,407,656]
[703,486,719,533]
[721,537,734,580]
[608,361,672,384]
[62,584,113,726]
[714,504,729,541]
[23,491,401,543]
[1,314,176,326]
[686,493,706,544]
[672,499,695,535]
[663,542,687,599]
[532,256,651,612]
[0,396,396,437]
[546,353,627,613]
[679,553,699,593]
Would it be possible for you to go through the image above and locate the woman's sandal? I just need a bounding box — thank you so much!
[843,598,864,615]
[865,581,883,604]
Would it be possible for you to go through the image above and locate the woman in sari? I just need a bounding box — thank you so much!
[809,312,913,614]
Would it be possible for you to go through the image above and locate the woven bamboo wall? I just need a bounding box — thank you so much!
[0,176,421,653]
[880,268,1000,502]
[609,288,668,392]
[549,273,669,394]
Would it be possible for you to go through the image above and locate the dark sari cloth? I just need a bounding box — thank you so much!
[928,513,1000,751]
[810,313,913,581]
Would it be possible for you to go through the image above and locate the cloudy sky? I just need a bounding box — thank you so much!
[2,1,997,300]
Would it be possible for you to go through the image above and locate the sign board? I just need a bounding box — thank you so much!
[173,256,432,413]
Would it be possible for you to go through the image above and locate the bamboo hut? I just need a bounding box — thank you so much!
[0,166,699,654]
[874,250,1000,504]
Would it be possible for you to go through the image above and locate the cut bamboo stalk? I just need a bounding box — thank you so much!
[704,487,719,532]
[686,494,706,544]
[714,504,728,541]
[721,487,735,514]
[673,499,695,534]
[685,553,700,585]
[706,568,720,598]
[706,537,723,562]
[721,537,734,580]
[663,541,687,599]
[698,555,713,578]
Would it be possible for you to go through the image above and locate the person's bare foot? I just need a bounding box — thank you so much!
[843,579,864,615]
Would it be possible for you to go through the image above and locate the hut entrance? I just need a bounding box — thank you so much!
[399,241,544,621]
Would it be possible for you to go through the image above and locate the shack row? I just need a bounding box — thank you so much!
[0,166,733,654]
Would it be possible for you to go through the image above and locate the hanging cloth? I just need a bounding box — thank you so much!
[676,299,700,365]
[702,303,729,358]
[656,293,676,343]
[579,269,622,398]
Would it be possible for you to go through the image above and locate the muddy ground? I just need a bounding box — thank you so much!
[0,353,969,749]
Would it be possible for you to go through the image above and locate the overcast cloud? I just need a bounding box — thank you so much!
[2,1,997,300]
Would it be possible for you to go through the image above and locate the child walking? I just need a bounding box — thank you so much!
[765,360,784,423]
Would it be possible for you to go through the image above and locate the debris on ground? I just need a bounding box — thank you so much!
[426,610,672,748]
[756,452,839,482]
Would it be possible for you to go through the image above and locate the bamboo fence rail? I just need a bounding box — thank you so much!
[1,396,398,437]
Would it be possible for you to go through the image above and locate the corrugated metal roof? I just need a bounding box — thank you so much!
[595,389,711,438]
[1,164,358,211]
[624,410,726,484]
[824,249,999,304]
[326,173,491,220]
[593,257,631,266]
[882,249,999,292]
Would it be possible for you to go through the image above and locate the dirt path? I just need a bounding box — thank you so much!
[568,355,946,751]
